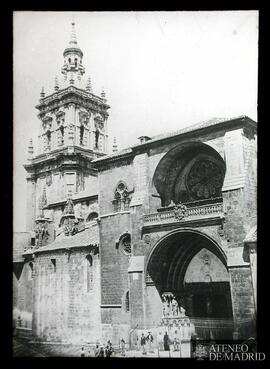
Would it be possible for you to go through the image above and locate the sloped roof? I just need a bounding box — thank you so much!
[23,223,99,255]
[94,115,256,163]
[150,117,232,141]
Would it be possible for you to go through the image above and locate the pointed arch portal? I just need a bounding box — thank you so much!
[146,230,233,339]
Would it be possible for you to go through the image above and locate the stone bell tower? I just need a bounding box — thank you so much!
[36,21,110,156]
[24,21,110,239]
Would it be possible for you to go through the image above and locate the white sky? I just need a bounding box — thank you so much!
[13,10,258,232]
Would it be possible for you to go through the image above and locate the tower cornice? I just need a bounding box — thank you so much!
[36,86,110,117]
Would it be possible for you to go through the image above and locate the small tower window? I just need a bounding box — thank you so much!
[30,234,36,247]
[75,58,78,67]
[86,255,93,292]
[95,127,100,149]
[46,130,51,150]
[60,125,64,145]
[80,125,85,145]
[51,258,56,273]
[125,291,130,312]
[68,58,71,64]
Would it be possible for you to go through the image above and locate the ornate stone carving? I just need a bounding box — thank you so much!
[46,173,52,186]
[144,234,151,244]
[63,218,78,236]
[200,252,212,282]
[64,197,75,215]
[34,222,49,247]
[121,234,131,255]
[113,181,131,212]
[79,111,90,126]
[162,292,186,318]
[173,203,187,221]
[145,271,154,284]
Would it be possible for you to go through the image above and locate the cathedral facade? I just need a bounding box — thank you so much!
[13,22,257,348]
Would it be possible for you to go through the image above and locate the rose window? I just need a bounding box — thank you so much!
[186,160,223,200]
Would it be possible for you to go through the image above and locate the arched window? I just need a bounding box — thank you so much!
[86,212,98,222]
[68,58,71,64]
[125,291,130,312]
[60,125,64,145]
[75,58,78,67]
[86,255,93,292]
[51,259,56,273]
[46,130,51,150]
[113,182,131,212]
[80,125,84,145]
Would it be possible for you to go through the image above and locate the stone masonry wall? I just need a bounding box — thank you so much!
[229,267,256,338]
[242,132,257,231]
[13,262,34,323]
[99,212,131,306]
[33,249,101,343]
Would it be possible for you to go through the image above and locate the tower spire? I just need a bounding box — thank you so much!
[54,76,59,91]
[61,20,85,82]
[70,20,77,46]
[86,76,92,93]
[40,86,45,98]
[101,87,106,100]
[27,138,34,161]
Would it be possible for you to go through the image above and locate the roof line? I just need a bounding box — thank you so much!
[94,115,257,164]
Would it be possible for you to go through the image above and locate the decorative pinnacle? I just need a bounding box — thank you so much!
[112,137,118,153]
[64,196,75,215]
[54,76,59,91]
[101,87,106,99]
[27,138,34,160]
[40,86,45,98]
[86,76,92,92]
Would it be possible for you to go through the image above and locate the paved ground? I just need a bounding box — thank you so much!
[13,338,185,358]
[13,338,46,357]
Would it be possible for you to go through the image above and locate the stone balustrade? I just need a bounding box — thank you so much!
[143,202,223,226]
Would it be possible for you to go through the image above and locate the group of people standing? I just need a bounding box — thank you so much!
[79,331,180,357]
[139,331,178,354]
[80,339,126,357]
[140,332,154,354]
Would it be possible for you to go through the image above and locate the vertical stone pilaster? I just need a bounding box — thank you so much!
[130,153,149,209]
[227,248,256,339]
[128,256,145,329]
[222,129,245,191]
[26,176,36,232]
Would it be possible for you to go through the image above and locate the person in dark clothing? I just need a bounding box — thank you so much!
[141,333,146,354]
[80,347,85,357]
[98,346,105,357]
[164,332,170,351]
[94,344,100,357]
[146,331,154,352]
[105,340,113,357]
